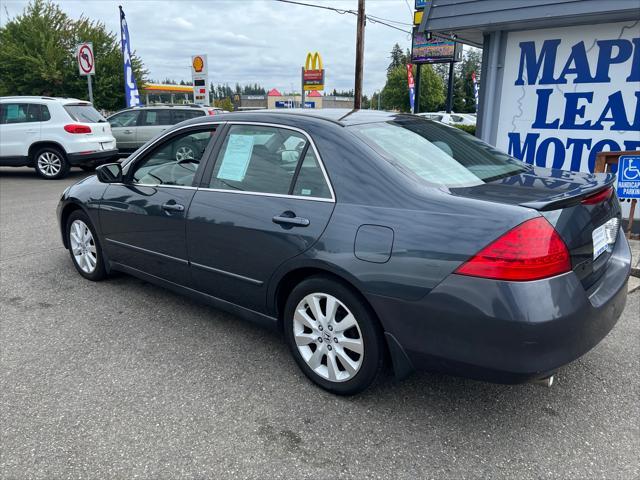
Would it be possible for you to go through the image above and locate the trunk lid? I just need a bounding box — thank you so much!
[450,167,621,289]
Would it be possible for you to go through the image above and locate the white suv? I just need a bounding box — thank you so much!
[0,96,118,179]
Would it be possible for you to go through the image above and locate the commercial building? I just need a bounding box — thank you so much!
[238,89,354,110]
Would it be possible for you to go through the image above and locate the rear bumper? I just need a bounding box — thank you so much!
[67,149,119,166]
[370,230,631,383]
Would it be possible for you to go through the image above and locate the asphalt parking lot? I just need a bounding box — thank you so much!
[1,167,639,479]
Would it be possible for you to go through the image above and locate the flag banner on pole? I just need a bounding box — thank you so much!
[407,64,416,112]
[119,6,141,107]
[472,71,479,113]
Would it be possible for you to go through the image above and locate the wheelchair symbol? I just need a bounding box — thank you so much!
[623,159,640,180]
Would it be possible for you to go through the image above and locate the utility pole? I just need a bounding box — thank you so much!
[354,0,365,109]
[446,61,454,113]
[301,67,305,108]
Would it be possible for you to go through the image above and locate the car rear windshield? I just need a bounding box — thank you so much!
[350,120,529,187]
[63,104,105,123]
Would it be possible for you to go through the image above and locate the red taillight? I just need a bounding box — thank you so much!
[207,109,216,115]
[581,186,613,205]
[64,124,92,134]
[455,217,571,281]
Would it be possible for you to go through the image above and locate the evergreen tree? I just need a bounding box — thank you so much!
[0,0,147,110]
[387,43,406,74]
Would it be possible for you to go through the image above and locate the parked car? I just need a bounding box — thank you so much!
[57,110,630,395]
[107,105,220,154]
[0,96,118,179]
[418,112,476,126]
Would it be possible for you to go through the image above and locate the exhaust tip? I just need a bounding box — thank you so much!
[533,375,555,387]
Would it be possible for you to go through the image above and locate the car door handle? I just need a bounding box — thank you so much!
[162,202,185,212]
[123,129,133,134]
[272,212,310,227]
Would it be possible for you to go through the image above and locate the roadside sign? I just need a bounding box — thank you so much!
[275,100,294,108]
[77,43,95,76]
[191,54,209,105]
[411,29,462,64]
[191,55,207,75]
[303,52,325,91]
[413,10,423,25]
[415,0,428,8]
[616,155,640,199]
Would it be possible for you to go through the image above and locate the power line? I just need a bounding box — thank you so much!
[367,14,413,27]
[366,16,411,34]
[274,0,412,34]
[403,0,414,19]
[274,0,355,16]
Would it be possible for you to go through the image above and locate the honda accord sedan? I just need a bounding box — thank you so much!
[57,110,631,395]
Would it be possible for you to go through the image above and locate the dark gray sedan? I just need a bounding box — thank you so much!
[57,110,631,395]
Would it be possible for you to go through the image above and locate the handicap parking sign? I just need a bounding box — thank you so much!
[616,155,640,199]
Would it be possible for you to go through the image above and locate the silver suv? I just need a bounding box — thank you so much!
[107,105,220,154]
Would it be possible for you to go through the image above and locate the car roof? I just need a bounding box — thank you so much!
[0,96,89,105]
[183,108,417,127]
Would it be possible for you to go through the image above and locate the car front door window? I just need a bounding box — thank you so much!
[130,129,216,186]
[109,111,139,127]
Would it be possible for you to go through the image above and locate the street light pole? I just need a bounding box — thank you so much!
[354,0,365,109]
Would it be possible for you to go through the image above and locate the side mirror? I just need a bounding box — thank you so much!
[96,163,123,183]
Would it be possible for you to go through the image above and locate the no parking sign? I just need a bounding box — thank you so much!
[77,42,95,76]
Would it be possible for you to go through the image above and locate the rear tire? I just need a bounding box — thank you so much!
[284,276,384,395]
[66,210,107,281]
[33,146,69,179]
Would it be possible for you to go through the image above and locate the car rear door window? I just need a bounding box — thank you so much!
[209,125,309,195]
[40,105,51,121]
[130,128,217,186]
[140,109,171,126]
[172,109,204,123]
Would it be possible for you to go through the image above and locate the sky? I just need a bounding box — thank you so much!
[1,0,417,95]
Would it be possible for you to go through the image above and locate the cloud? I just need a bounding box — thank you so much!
[1,0,413,94]
[173,17,194,30]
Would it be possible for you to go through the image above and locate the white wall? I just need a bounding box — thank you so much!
[495,20,639,175]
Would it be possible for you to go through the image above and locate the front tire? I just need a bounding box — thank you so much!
[284,276,384,395]
[66,210,106,281]
[33,146,70,179]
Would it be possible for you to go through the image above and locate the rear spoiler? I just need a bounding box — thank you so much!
[519,174,616,211]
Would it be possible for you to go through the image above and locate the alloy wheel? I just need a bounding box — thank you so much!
[175,145,195,162]
[37,151,62,177]
[292,293,364,382]
[69,219,97,274]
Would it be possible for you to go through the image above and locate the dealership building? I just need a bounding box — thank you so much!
[419,1,639,190]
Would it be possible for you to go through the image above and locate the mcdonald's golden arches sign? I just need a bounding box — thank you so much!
[303,52,324,91]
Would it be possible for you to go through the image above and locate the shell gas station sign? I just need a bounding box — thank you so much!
[191,54,209,105]
[303,52,324,91]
